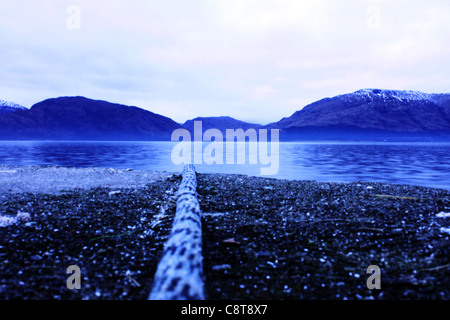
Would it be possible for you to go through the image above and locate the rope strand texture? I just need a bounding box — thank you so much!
[149,164,204,300]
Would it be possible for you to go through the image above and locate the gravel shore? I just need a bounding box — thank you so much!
[0,165,449,300]
[0,165,172,194]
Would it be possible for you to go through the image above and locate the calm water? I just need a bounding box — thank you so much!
[0,141,449,190]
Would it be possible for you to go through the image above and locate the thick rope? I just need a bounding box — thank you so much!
[149,164,204,300]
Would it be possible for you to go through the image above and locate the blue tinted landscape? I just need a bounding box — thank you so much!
[1,0,450,305]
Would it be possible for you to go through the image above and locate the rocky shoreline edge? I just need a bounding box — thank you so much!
[0,165,449,300]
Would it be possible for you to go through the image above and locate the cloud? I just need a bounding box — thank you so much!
[0,0,450,123]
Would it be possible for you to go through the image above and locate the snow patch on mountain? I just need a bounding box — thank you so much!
[0,100,27,111]
[353,88,432,101]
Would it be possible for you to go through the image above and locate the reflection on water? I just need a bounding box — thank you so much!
[0,141,449,189]
[277,142,450,189]
[0,141,181,171]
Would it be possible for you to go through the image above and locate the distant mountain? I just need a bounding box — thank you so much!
[268,89,450,141]
[0,100,27,116]
[183,116,262,133]
[0,96,182,140]
[2,89,450,141]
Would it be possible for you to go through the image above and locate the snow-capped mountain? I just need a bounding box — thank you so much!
[354,88,433,101]
[0,100,27,115]
[269,89,450,140]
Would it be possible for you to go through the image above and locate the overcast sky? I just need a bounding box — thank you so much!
[1,0,450,124]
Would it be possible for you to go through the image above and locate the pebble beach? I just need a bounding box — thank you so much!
[0,165,449,300]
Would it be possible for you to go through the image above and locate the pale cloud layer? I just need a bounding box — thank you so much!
[1,0,449,124]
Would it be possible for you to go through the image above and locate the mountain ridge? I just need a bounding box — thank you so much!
[267,88,450,140]
[1,89,450,141]
[183,116,262,133]
[0,96,182,140]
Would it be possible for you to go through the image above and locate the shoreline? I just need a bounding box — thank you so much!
[0,165,449,299]
[0,165,175,195]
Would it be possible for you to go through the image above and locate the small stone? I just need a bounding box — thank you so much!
[212,264,232,271]
[30,255,42,261]
[16,211,31,222]
[222,238,240,245]
[436,212,450,218]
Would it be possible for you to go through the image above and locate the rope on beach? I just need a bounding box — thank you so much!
[149,164,205,300]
